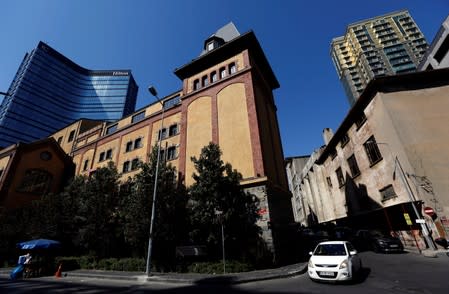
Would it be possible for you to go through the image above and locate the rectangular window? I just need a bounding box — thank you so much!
[0,169,3,179]
[160,149,165,162]
[131,111,145,123]
[134,138,142,149]
[131,158,139,170]
[68,130,75,142]
[106,149,112,159]
[125,141,133,152]
[122,161,130,173]
[83,159,89,171]
[355,113,367,129]
[336,167,345,187]
[363,136,383,166]
[347,154,361,178]
[169,124,178,136]
[163,95,180,110]
[340,133,349,147]
[330,149,337,160]
[99,152,105,162]
[326,176,332,188]
[380,185,397,201]
[158,128,167,140]
[106,124,117,135]
[167,146,177,160]
[434,35,449,63]
[57,136,63,144]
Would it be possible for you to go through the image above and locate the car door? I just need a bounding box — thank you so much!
[346,242,360,273]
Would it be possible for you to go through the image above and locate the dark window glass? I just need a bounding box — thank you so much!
[220,67,226,78]
[106,124,118,135]
[125,141,133,152]
[341,133,349,147]
[99,152,105,162]
[16,169,53,195]
[131,158,139,170]
[83,159,89,171]
[202,75,208,87]
[434,35,449,63]
[193,79,200,90]
[326,176,332,188]
[330,149,337,160]
[134,138,142,149]
[163,95,180,109]
[160,149,165,161]
[106,149,112,159]
[68,130,75,142]
[57,136,63,144]
[364,136,383,165]
[355,113,367,129]
[167,146,177,160]
[169,124,178,136]
[336,167,345,187]
[131,111,145,123]
[380,185,397,201]
[122,161,130,173]
[158,128,167,140]
[347,154,361,177]
[211,71,217,82]
[229,62,236,74]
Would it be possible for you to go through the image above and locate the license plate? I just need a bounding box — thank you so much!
[319,271,334,276]
[390,244,399,248]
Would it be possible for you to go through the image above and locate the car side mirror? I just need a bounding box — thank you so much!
[309,251,313,256]
[349,250,357,256]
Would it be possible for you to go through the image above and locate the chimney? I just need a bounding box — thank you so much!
[323,128,334,145]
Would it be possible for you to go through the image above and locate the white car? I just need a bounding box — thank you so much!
[308,241,362,282]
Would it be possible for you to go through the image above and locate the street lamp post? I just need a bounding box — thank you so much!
[368,141,436,251]
[215,209,226,274]
[145,86,166,275]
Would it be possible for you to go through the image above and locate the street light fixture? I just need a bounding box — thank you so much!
[367,140,436,251]
[145,86,166,275]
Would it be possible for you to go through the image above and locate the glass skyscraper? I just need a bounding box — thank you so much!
[331,10,428,106]
[0,41,138,148]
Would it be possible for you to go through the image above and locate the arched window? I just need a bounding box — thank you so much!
[220,67,226,79]
[202,75,209,87]
[211,71,217,83]
[193,79,200,90]
[17,169,53,195]
[229,62,236,74]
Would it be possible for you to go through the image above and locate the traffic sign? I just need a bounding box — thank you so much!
[424,207,435,216]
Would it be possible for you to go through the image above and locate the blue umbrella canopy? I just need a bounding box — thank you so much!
[17,239,61,250]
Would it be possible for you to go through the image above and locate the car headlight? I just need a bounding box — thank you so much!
[378,240,386,245]
[308,260,314,268]
[339,260,348,269]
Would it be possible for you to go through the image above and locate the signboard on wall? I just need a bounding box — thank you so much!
[403,213,413,226]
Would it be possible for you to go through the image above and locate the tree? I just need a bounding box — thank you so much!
[121,146,188,269]
[76,162,124,258]
[188,142,260,261]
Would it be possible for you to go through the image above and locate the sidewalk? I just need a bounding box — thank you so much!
[0,262,308,285]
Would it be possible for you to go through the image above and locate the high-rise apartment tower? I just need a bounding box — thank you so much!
[331,10,428,105]
[0,42,138,148]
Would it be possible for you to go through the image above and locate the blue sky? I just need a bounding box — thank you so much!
[0,0,447,157]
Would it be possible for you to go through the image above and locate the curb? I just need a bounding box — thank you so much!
[61,263,308,285]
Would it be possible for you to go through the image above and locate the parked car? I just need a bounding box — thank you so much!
[307,241,362,282]
[299,228,330,252]
[354,229,403,253]
[329,226,355,242]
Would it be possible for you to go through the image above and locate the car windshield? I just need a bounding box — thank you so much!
[314,244,347,256]
[370,230,386,237]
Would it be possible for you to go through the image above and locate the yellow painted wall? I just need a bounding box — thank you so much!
[50,121,81,154]
[91,138,121,171]
[185,96,212,186]
[186,53,245,94]
[217,83,254,179]
[0,155,11,178]
[79,149,95,176]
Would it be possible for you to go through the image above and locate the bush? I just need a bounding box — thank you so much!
[186,260,253,274]
[56,257,80,271]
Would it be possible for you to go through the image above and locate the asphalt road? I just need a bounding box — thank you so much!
[0,251,447,293]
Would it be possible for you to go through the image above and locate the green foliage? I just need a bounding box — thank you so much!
[188,143,261,261]
[186,260,254,274]
[55,256,145,272]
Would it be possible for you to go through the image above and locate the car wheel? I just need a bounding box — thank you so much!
[373,244,379,253]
